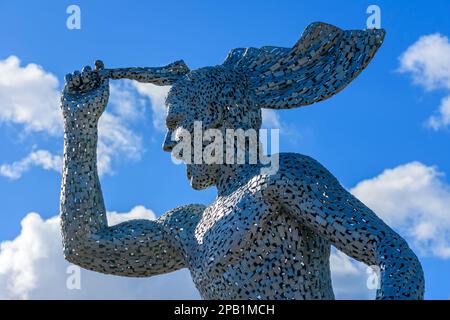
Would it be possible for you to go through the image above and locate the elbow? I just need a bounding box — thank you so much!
[375,235,425,299]
[63,241,95,269]
[63,246,84,267]
[64,252,79,266]
[378,235,422,268]
[376,234,421,268]
[61,227,100,267]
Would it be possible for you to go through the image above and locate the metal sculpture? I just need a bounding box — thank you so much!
[60,22,424,299]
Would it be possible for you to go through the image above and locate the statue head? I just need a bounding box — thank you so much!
[147,22,385,190]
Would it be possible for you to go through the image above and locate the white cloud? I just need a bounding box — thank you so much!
[261,109,281,129]
[109,80,146,121]
[351,161,450,259]
[0,206,201,299]
[399,33,450,129]
[330,251,375,300]
[97,112,143,176]
[427,95,450,130]
[0,149,62,180]
[133,83,170,132]
[0,56,62,135]
[0,57,146,179]
[399,33,450,91]
[107,205,156,226]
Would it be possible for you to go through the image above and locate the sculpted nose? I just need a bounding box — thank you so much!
[162,132,176,152]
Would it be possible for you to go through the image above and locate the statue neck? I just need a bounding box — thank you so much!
[216,163,262,197]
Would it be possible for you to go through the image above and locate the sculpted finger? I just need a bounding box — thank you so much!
[81,66,93,84]
[82,65,92,72]
[71,71,81,87]
[94,61,110,88]
[94,60,104,71]
[94,60,109,82]
[64,73,73,84]
[64,74,74,91]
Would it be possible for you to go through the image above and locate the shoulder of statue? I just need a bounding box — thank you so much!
[158,204,205,231]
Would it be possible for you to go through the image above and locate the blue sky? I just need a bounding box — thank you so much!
[0,0,450,299]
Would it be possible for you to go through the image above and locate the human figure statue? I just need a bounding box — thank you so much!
[60,22,424,299]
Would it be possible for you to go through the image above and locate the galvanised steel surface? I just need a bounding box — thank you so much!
[60,22,424,300]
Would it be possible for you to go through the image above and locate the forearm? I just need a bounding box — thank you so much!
[60,126,108,258]
[105,60,189,85]
[375,236,424,300]
[67,219,186,277]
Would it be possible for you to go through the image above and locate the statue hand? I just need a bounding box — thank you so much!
[61,60,109,131]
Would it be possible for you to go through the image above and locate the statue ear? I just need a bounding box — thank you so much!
[224,22,385,110]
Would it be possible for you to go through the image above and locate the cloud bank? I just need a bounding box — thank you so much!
[0,57,167,179]
[0,56,62,135]
[0,150,62,180]
[0,206,201,300]
[399,33,450,129]
[351,161,450,259]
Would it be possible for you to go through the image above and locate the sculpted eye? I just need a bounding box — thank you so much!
[166,118,176,130]
[166,112,185,129]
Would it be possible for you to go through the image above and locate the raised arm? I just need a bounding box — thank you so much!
[60,61,201,277]
[270,154,424,299]
[99,59,189,85]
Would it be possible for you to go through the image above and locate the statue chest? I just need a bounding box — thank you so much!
[190,188,278,271]
[187,201,332,299]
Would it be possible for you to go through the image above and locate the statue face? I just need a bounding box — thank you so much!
[162,66,262,190]
[162,68,225,190]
